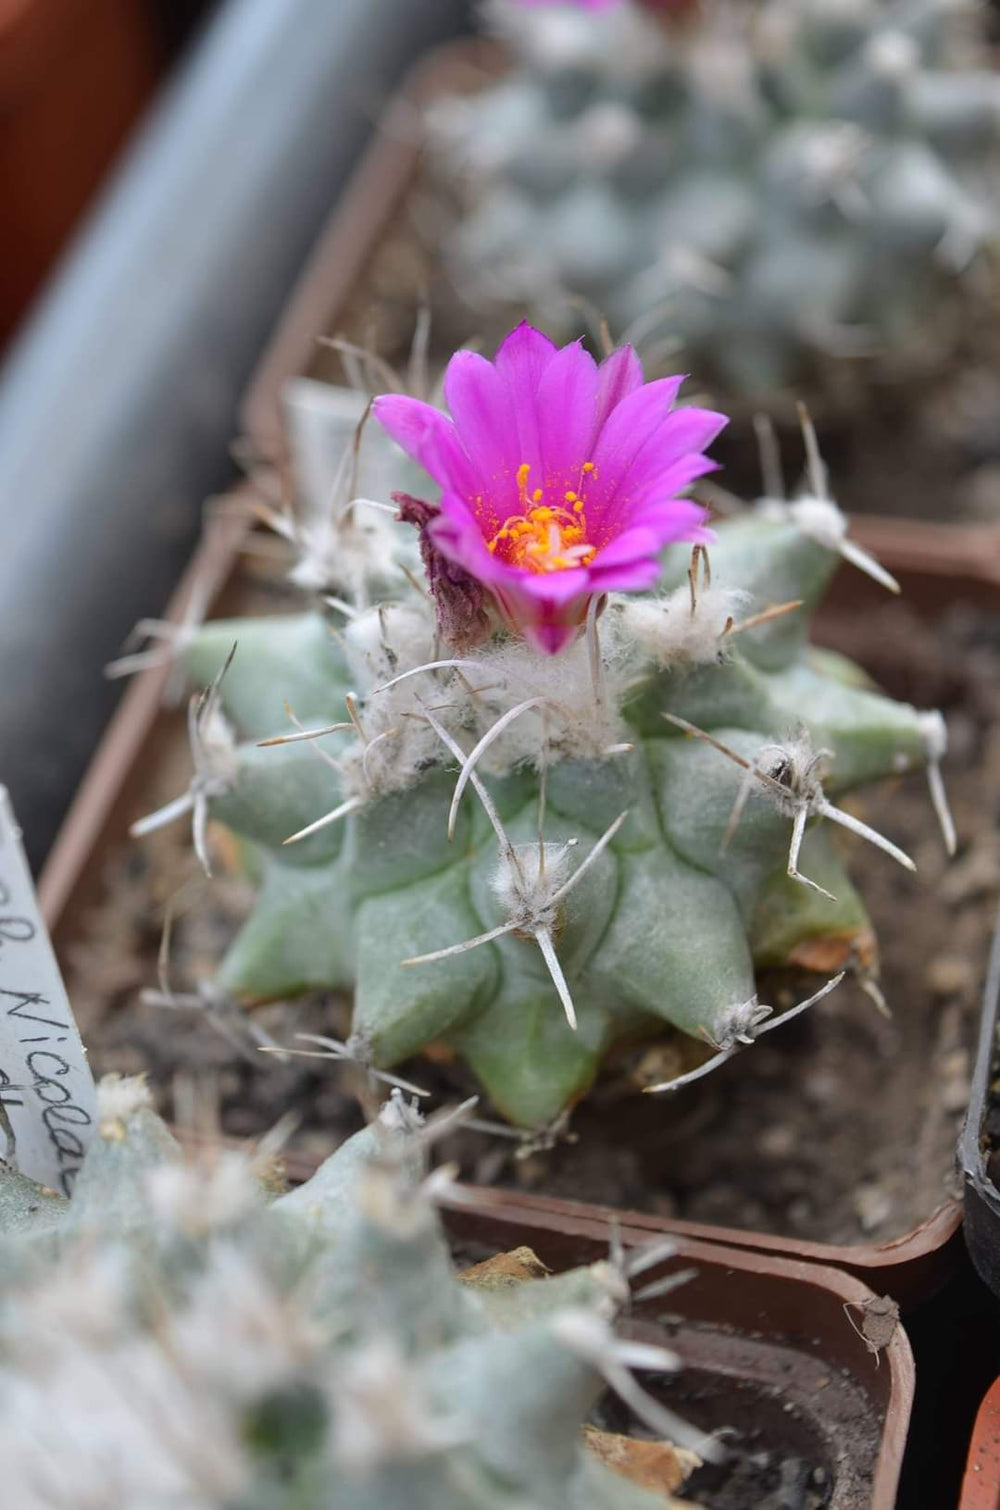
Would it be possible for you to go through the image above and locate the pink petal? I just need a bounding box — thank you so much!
[428,493,508,585]
[494,323,555,489]
[494,577,593,655]
[593,345,644,432]
[588,525,667,570]
[588,375,686,511]
[500,563,593,606]
[372,396,476,498]
[526,620,584,655]
[628,497,715,541]
[536,340,599,484]
[588,557,663,594]
[443,351,518,526]
[494,321,558,388]
[620,407,728,499]
[626,457,719,520]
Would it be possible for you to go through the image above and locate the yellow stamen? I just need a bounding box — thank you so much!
[485,459,601,573]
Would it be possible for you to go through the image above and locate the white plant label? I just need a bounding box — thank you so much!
[0,787,96,1193]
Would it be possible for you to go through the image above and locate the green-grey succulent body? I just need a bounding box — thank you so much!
[433,0,1000,398]
[0,1080,680,1509]
[168,418,944,1128]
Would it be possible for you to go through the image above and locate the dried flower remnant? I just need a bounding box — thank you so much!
[394,491,492,651]
[374,322,725,653]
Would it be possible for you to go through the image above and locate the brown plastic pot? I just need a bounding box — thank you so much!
[960,1378,1000,1510]
[37,503,966,1309]
[46,123,987,1312]
[444,1192,914,1508]
[169,1133,911,1508]
[45,37,1000,1319]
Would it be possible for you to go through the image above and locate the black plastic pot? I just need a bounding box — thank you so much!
[959,907,1000,1296]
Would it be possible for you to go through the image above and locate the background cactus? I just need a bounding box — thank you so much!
[0,1077,700,1509]
[129,374,953,1130]
[431,0,1000,403]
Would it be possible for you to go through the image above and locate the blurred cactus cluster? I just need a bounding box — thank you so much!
[0,1079,699,1510]
[432,0,1000,401]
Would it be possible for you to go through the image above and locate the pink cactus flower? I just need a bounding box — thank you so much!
[373,323,726,654]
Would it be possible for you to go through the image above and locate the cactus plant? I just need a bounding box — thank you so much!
[0,1076,704,1509]
[431,0,1000,402]
[129,324,953,1130]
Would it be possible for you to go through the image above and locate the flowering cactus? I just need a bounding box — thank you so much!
[0,1077,704,1508]
[129,324,953,1130]
[433,0,1000,401]
[373,324,723,651]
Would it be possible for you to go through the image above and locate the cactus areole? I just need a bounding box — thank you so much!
[155,324,953,1130]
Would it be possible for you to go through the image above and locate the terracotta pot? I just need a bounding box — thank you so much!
[960,1378,1000,1510]
[0,0,160,343]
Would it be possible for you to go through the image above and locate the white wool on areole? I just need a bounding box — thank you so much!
[465,631,632,772]
[95,1074,154,1126]
[489,840,577,933]
[338,603,443,802]
[614,582,752,668]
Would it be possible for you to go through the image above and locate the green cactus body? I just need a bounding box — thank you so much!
[432,0,1000,397]
[175,491,940,1129]
[0,1081,685,1509]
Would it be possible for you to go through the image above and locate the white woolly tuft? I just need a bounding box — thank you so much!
[288,505,403,602]
[352,622,633,810]
[615,584,752,668]
[917,709,948,762]
[197,705,238,786]
[338,604,442,802]
[343,604,437,696]
[96,1074,153,1126]
[863,28,919,78]
[146,1154,259,1236]
[490,842,577,932]
[578,102,643,169]
[484,0,670,81]
[757,492,847,550]
[331,1336,464,1475]
[169,1244,322,1394]
[466,633,631,770]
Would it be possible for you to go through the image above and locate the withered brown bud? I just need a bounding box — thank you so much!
[393,492,493,651]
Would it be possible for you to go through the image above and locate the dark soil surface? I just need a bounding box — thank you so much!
[595,1372,836,1510]
[61,591,1000,1250]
